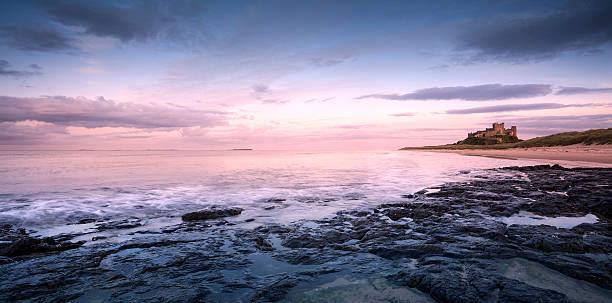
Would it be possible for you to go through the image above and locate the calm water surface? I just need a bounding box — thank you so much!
[0,150,595,236]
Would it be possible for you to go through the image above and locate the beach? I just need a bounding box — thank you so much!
[423,144,612,165]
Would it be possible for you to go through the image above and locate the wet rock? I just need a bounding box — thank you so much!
[251,275,298,302]
[96,219,142,231]
[254,235,273,251]
[181,207,243,221]
[0,236,84,257]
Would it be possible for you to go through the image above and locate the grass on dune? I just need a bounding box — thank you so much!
[400,128,612,150]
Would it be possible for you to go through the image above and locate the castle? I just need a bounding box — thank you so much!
[468,122,517,140]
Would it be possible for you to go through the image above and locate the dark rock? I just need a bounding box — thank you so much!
[181,207,243,221]
[0,236,84,257]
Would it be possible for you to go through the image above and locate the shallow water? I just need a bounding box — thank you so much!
[498,258,612,303]
[0,150,593,237]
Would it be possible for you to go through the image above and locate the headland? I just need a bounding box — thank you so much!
[401,127,612,164]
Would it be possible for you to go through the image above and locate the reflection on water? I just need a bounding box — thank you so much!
[493,211,599,229]
[0,150,588,235]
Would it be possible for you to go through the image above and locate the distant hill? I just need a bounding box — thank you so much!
[401,128,612,150]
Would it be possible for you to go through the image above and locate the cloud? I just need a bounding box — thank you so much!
[359,84,552,101]
[458,3,612,61]
[304,97,334,103]
[1,25,77,52]
[0,60,42,77]
[260,99,289,104]
[0,96,227,128]
[555,86,612,95]
[309,56,351,67]
[389,112,416,117]
[252,84,269,94]
[34,0,208,43]
[427,64,450,71]
[509,114,612,135]
[334,124,377,129]
[0,121,67,145]
[446,102,610,114]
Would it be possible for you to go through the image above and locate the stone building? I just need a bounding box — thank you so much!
[468,122,517,139]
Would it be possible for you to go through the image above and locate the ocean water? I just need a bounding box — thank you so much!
[0,150,594,238]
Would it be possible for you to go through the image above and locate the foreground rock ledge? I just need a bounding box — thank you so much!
[181,207,243,221]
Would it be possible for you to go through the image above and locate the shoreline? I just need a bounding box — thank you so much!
[410,144,612,165]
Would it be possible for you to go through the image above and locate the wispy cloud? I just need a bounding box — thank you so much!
[359,84,552,101]
[555,86,612,95]
[309,55,352,67]
[0,96,227,128]
[260,99,289,104]
[446,102,610,114]
[389,112,416,117]
[0,60,42,78]
[457,3,612,61]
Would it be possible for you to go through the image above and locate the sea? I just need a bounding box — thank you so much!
[0,149,597,239]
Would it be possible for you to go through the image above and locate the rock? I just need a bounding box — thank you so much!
[181,207,243,221]
[254,235,273,251]
[250,275,298,302]
[0,236,84,257]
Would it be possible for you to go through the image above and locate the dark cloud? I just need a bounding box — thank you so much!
[389,112,416,117]
[1,25,77,52]
[0,60,42,77]
[446,102,610,114]
[359,84,552,101]
[0,96,227,128]
[458,3,612,61]
[555,86,612,95]
[34,0,207,43]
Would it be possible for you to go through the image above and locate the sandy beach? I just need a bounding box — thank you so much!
[425,144,612,165]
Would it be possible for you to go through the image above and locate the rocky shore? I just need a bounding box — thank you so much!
[1,165,611,302]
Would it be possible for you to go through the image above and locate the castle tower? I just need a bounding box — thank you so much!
[492,122,504,135]
[510,126,517,137]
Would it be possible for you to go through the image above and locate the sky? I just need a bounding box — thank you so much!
[0,0,611,150]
